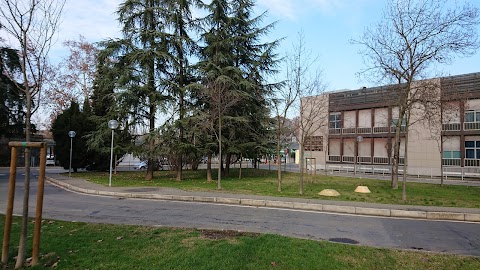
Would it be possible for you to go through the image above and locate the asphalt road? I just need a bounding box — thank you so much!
[1,168,479,256]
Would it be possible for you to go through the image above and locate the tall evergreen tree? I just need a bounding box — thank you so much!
[198,0,243,189]
[51,102,90,171]
[162,0,199,181]
[227,0,280,173]
[198,0,280,180]
[98,0,171,180]
[0,45,25,138]
[85,58,118,171]
[196,0,279,186]
[0,45,26,165]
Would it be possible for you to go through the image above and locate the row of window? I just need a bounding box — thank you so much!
[465,141,480,159]
[329,110,480,129]
[442,141,480,159]
[465,110,480,123]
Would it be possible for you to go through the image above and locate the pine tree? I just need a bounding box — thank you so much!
[162,0,199,181]
[98,0,171,180]
[51,102,90,171]
[226,0,280,174]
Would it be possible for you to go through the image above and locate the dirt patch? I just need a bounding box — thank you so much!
[180,230,258,247]
[199,229,259,240]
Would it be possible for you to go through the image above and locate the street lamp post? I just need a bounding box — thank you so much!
[68,131,76,177]
[108,120,119,187]
[355,135,363,175]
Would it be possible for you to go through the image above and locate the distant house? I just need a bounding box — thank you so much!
[0,129,55,166]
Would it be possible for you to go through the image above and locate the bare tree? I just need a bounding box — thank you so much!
[45,35,98,120]
[0,0,65,268]
[272,82,297,192]
[353,0,479,190]
[399,79,442,200]
[426,78,468,185]
[288,32,328,195]
[200,76,242,190]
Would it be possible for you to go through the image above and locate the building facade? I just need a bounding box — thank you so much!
[303,72,480,177]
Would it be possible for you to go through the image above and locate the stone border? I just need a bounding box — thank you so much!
[46,177,479,223]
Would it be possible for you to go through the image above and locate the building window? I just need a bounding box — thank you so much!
[329,113,341,129]
[391,116,406,127]
[304,136,323,151]
[465,141,480,159]
[442,151,461,159]
[465,110,480,123]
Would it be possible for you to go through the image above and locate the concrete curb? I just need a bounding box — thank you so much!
[46,176,479,223]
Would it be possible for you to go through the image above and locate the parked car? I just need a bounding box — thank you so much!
[133,161,147,170]
[46,158,55,166]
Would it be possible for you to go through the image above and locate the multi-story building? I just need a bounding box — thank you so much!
[302,72,480,177]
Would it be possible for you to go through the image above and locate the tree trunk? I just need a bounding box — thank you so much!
[239,155,242,179]
[402,118,410,201]
[176,87,184,181]
[16,90,31,269]
[217,114,222,190]
[145,102,155,181]
[402,135,408,201]
[176,11,186,182]
[191,159,199,170]
[224,152,231,177]
[207,153,212,182]
[145,33,156,180]
[299,143,305,195]
[391,124,401,189]
[277,139,282,192]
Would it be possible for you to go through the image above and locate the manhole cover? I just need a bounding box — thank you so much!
[125,188,158,192]
[328,238,359,244]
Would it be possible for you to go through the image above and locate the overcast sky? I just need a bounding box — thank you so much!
[29,0,480,91]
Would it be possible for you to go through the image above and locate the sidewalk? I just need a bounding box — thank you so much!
[45,173,480,223]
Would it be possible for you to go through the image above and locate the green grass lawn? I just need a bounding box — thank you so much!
[1,217,479,269]
[70,168,480,208]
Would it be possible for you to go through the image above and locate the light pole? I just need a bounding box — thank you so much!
[355,135,363,175]
[108,120,119,187]
[68,131,76,177]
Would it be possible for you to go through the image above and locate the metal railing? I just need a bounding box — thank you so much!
[324,164,479,179]
[373,156,389,164]
[373,126,389,133]
[390,126,406,133]
[443,166,480,180]
[442,158,461,166]
[342,127,356,134]
[357,127,372,134]
[464,122,480,130]
[357,156,372,163]
[328,155,341,162]
[328,125,410,135]
[342,155,355,163]
[329,128,341,135]
[465,159,480,167]
[442,123,461,131]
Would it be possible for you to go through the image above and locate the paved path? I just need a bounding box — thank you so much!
[1,168,480,256]
[45,171,480,222]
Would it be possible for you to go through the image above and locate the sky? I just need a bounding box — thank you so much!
[49,0,480,92]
